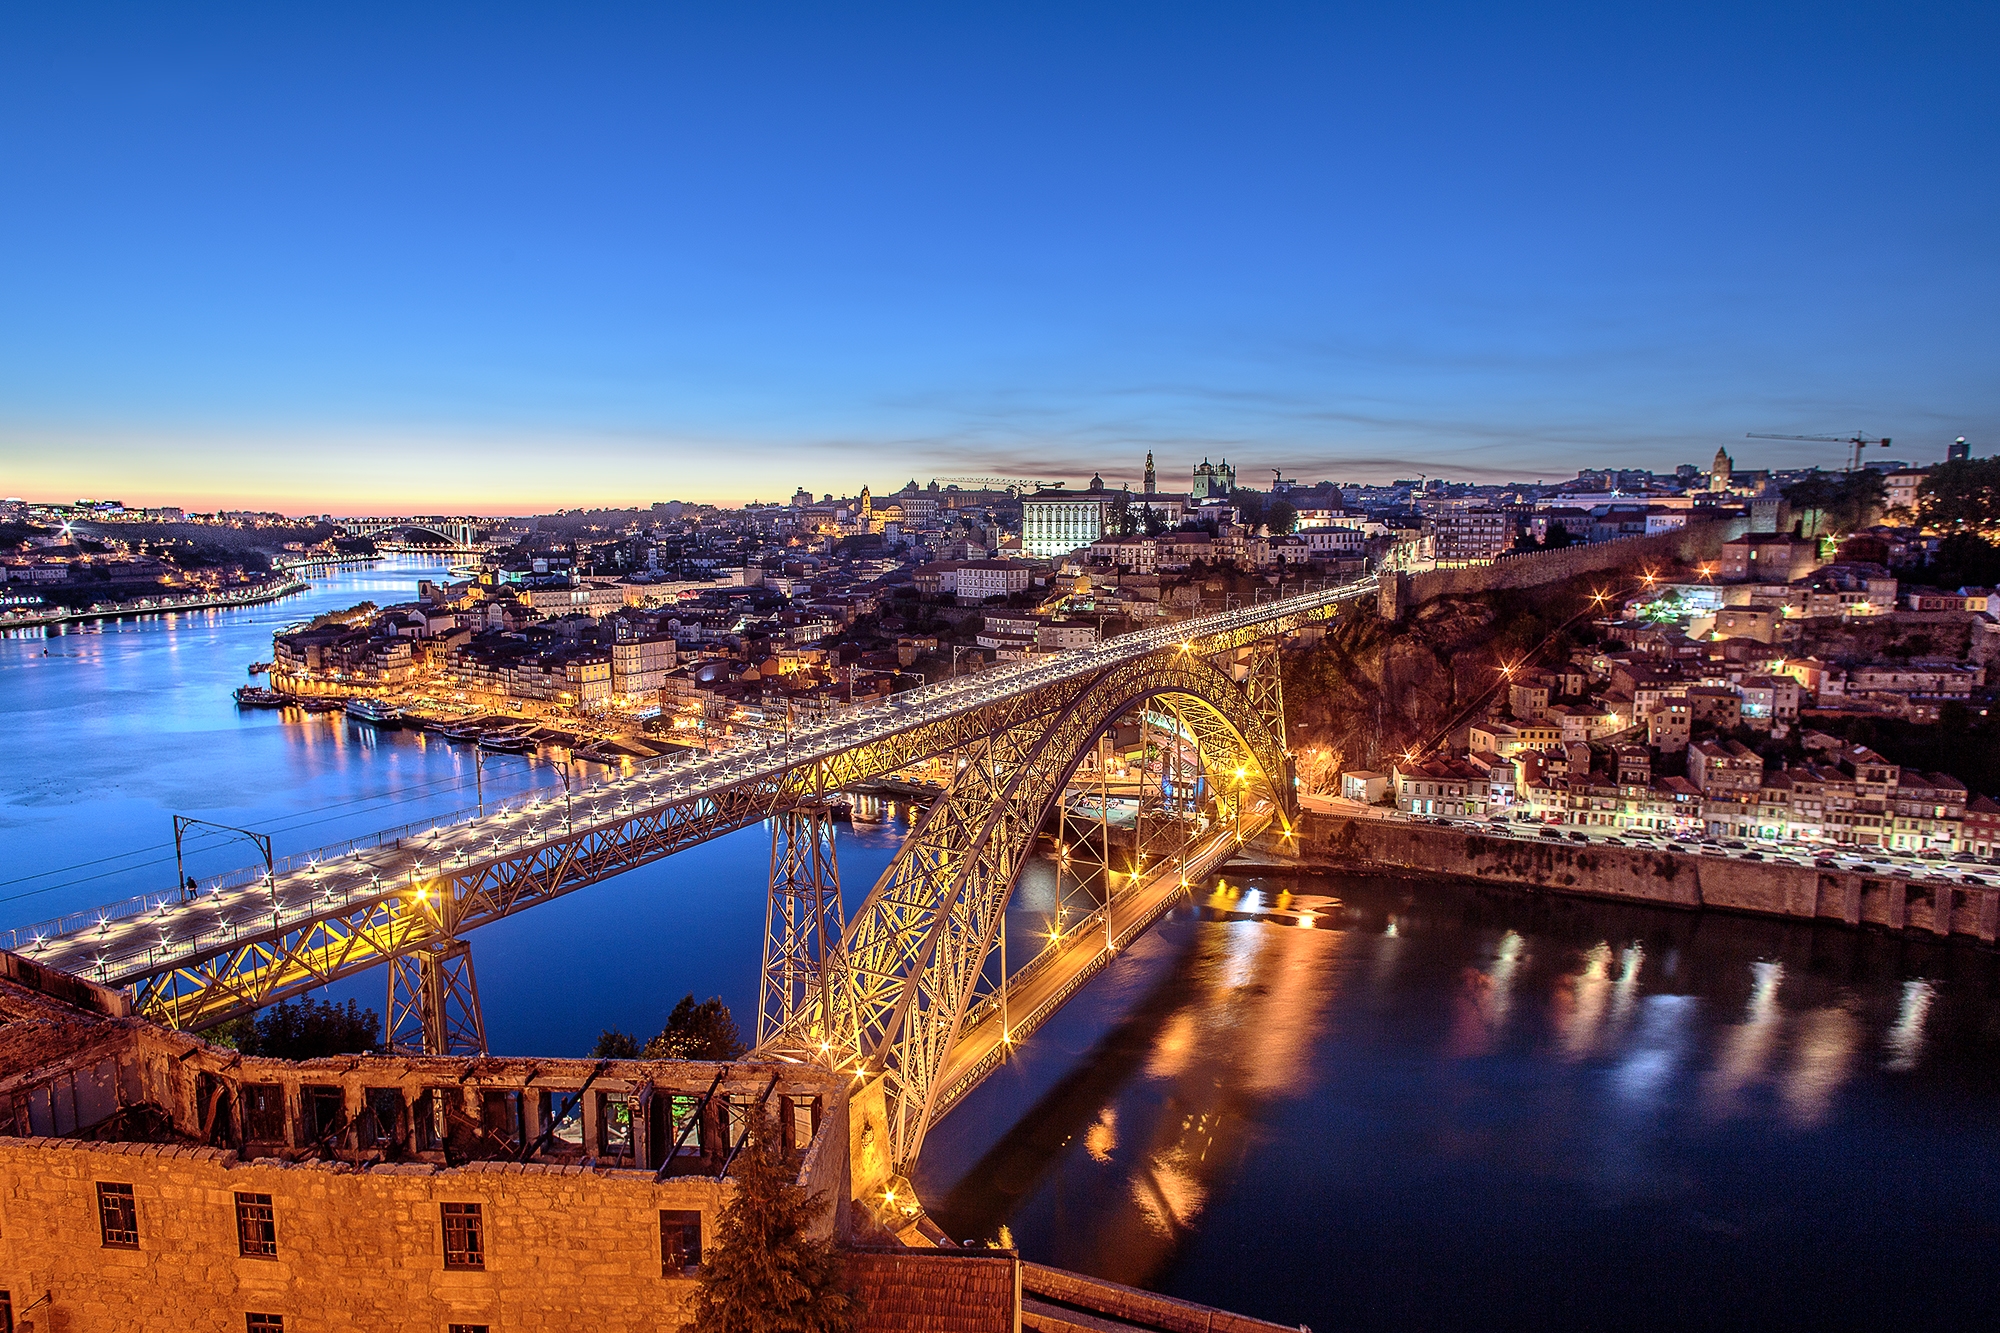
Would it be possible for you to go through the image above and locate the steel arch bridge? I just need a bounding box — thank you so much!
[12,578,1375,1167]
[757,649,1292,1170]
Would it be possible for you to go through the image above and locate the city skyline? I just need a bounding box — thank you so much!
[4,3,1996,511]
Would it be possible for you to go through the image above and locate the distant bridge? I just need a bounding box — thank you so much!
[334,515,500,551]
[14,577,1378,1171]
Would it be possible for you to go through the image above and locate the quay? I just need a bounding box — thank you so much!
[0,574,309,632]
[1280,813,2000,943]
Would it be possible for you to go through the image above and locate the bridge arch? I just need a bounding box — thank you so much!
[775,647,1291,1172]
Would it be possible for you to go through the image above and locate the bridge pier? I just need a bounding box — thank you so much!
[386,937,488,1056]
[757,804,845,1055]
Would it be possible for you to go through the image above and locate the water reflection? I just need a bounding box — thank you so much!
[922,869,2000,1333]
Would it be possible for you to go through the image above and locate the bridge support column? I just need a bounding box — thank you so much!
[387,937,488,1056]
[758,804,845,1055]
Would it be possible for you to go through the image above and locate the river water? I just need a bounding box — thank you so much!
[5,558,1998,1329]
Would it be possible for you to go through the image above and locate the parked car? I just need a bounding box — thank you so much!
[1740,851,1765,861]
[1539,827,1565,840]
[1700,845,1727,856]
[1566,831,1590,843]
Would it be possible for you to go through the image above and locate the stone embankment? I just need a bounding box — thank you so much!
[1288,812,2000,944]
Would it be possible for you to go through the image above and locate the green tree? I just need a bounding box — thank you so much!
[1266,499,1298,535]
[688,1131,856,1333]
[1784,469,1886,537]
[220,997,379,1059]
[1541,522,1576,550]
[1927,532,2000,589]
[1142,507,1168,537]
[590,1028,641,1058]
[645,994,746,1061]
[1918,457,2000,536]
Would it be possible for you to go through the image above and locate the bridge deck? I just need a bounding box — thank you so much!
[930,810,1272,1124]
[10,579,1369,1017]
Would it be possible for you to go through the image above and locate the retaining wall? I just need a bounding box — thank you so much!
[1297,813,2000,943]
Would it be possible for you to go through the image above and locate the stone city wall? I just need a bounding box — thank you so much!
[0,1136,734,1332]
[1297,813,2000,942]
[1402,516,1742,607]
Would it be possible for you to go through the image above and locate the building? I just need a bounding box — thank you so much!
[1718,534,1819,583]
[1341,770,1388,804]
[1020,482,1115,559]
[1882,468,1929,518]
[1689,739,1763,796]
[1190,458,1236,500]
[1427,508,1513,563]
[609,634,678,699]
[952,561,1033,604]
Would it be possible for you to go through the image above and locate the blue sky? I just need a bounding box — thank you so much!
[1,2,1995,512]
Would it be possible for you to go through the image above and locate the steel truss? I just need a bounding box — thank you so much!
[44,579,1366,1045]
[764,651,1290,1170]
[386,937,487,1056]
[757,804,844,1050]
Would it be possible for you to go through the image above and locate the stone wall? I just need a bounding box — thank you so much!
[1403,517,1742,607]
[0,1136,725,1332]
[1297,814,2000,942]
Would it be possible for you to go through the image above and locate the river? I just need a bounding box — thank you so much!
[5,557,1998,1329]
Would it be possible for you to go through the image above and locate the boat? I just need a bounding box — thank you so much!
[297,697,344,714]
[233,686,286,709]
[246,661,273,676]
[442,723,488,742]
[478,731,535,753]
[344,698,403,726]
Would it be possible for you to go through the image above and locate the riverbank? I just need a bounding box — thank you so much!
[0,575,309,631]
[1276,812,2000,943]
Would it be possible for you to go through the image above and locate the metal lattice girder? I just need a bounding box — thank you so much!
[805,651,1289,1170]
[386,937,487,1056]
[46,578,1374,1032]
[758,805,844,1052]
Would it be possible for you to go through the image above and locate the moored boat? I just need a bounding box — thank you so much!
[344,697,403,726]
[247,661,273,676]
[478,730,535,753]
[233,686,286,709]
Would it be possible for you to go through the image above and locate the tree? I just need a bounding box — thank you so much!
[1926,532,2000,590]
[1266,500,1298,535]
[645,994,746,1061]
[591,1029,641,1058]
[688,1131,856,1333]
[1541,522,1576,550]
[1142,507,1168,537]
[1918,457,2000,536]
[214,997,379,1059]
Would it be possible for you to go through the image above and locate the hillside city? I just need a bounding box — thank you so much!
[7,444,2000,872]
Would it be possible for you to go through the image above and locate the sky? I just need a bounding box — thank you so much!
[1,2,1996,514]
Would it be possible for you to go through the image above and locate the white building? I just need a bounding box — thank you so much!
[1021,483,1116,559]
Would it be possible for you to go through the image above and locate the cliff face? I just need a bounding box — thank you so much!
[1281,575,1612,775]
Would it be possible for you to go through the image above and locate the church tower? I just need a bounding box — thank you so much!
[1144,451,1156,494]
[1709,447,1733,494]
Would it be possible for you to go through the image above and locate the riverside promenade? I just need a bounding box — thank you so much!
[0,574,309,631]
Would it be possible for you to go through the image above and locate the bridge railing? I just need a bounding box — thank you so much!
[6,578,1374,958]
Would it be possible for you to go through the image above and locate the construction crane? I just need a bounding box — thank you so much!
[1746,432,1892,473]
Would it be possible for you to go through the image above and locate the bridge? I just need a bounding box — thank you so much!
[334,515,500,552]
[10,577,1377,1170]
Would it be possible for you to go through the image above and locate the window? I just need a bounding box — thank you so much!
[246,1316,283,1332]
[236,1192,278,1257]
[303,1085,344,1143]
[480,1089,522,1150]
[597,1092,632,1158]
[359,1087,404,1149]
[661,1210,702,1273]
[782,1096,819,1154]
[669,1095,702,1156]
[98,1181,139,1248]
[1,1289,11,1333]
[447,1325,490,1333]
[722,1094,753,1151]
[441,1202,484,1270]
[242,1084,287,1143]
[538,1089,584,1149]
